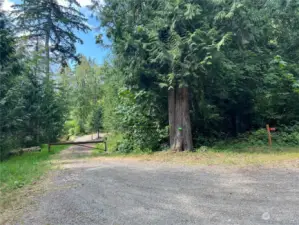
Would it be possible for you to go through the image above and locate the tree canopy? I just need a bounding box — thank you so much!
[2,0,299,159]
[0,0,92,159]
[93,0,299,151]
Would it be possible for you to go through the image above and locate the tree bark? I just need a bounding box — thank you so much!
[173,87,183,151]
[168,87,193,152]
[181,87,193,151]
[168,89,176,149]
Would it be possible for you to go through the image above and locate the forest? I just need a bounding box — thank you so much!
[1,0,299,160]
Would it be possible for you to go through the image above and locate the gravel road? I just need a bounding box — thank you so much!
[14,145,299,225]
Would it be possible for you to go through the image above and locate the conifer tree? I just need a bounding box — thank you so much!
[12,0,91,79]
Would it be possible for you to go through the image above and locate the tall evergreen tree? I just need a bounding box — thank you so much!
[11,0,91,146]
[0,6,43,158]
[94,0,233,151]
[12,0,91,79]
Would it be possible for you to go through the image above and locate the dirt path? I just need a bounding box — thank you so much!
[73,133,106,142]
[59,133,106,160]
[9,139,299,225]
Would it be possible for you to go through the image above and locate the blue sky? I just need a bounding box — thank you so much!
[4,0,110,65]
[74,11,110,65]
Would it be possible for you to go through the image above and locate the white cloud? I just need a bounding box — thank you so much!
[2,0,13,11]
[58,0,93,7]
[77,0,93,7]
[77,0,105,7]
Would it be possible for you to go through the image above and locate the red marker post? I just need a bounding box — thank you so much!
[266,125,276,147]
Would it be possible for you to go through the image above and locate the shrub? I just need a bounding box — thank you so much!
[63,120,82,138]
[110,89,168,153]
[210,125,299,151]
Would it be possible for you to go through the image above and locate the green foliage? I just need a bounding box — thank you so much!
[92,0,299,152]
[89,107,103,133]
[40,80,67,143]
[272,124,299,146]
[213,125,299,151]
[115,89,167,151]
[12,0,90,65]
[0,11,19,159]
[92,133,123,155]
[63,120,80,138]
[256,56,299,125]
[101,64,125,132]
[107,133,124,152]
[3,0,299,157]
[0,1,80,159]
[101,63,168,152]
[0,0,91,158]
[59,57,104,136]
[0,69,67,160]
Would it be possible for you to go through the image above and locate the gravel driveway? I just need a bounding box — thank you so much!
[14,146,299,225]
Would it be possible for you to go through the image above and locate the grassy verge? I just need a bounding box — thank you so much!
[92,135,299,167]
[136,148,299,167]
[0,145,69,195]
[93,149,299,167]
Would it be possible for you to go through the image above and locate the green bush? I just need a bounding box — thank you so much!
[213,126,299,150]
[245,129,268,146]
[63,120,82,138]
[274,131,299,146]
[104,89,168,153]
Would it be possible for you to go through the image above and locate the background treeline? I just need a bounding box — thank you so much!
[0,13,102,158]
[60,57,103,138]
[2,0,299,158]
[0,0,96,159]
[94,0,299,152]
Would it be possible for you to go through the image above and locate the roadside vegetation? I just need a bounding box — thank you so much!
[1,1,299,223]
[0,0,90,160]
[94,0,299,154]
[92,132,299,167]
[116,149,299,167]
[1,0,299,194]
[0,145,69,195]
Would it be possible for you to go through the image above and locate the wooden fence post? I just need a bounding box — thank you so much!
[104,141,107,152]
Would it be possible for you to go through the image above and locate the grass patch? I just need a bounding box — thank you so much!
[91,133,299,166]
[144,148,299,166]
[92,146,299,167]
[0,145,69,194]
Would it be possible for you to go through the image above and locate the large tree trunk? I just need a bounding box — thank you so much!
[181,87,193,151]
[168,87,193,152]
[173,87,183,151]
[168,89,176,149]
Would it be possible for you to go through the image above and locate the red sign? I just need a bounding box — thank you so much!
[269,128,276,132]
